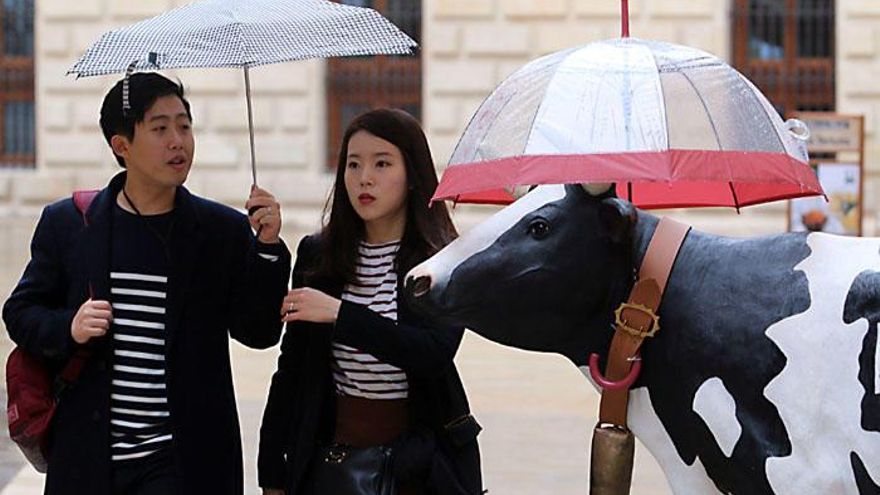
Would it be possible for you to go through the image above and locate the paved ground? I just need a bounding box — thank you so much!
[0,335,671,495]
[0,387,24,492]
[0,215,671,495]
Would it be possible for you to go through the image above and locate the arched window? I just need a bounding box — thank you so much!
[326,0,421,168]
[0,0,34,168]
[733,0,835,116]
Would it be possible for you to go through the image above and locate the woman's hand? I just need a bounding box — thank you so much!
[280,288,342,324]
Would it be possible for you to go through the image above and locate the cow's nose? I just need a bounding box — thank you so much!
[406,274,432,299]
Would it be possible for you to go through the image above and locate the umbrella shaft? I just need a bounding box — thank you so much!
[621,0,630,38]
[244,66,258,186]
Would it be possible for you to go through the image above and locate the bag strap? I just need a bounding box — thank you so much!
[73,190,99,227]
[55,190,100,395]
[597,217,690,427]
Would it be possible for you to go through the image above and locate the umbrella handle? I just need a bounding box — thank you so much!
[244,66,258,187]
[244,66,264,233]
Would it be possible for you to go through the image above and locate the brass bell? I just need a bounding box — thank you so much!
[590,423,635,495]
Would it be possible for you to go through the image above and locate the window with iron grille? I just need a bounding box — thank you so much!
[326,0,421,169]
[1,0,34,169]
[732,0,835,117]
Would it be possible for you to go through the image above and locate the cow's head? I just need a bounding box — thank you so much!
[406,184,643,363]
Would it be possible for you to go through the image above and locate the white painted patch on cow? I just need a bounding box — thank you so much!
[578,367,724,495]
[407,185,566,287]
[764,233,880,494]
[630,386,725,495]
[693,377,741,458]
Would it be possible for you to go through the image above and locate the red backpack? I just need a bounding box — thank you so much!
[5,190,98,473]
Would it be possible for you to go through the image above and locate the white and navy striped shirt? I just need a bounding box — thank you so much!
[109,207,172,462]
[334,240,408,400]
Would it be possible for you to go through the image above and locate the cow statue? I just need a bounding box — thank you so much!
[405,183,880,495]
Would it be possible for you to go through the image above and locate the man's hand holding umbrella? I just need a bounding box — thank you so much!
[246,185,282,244]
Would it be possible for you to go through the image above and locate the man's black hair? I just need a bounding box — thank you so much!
[99,72,192,168]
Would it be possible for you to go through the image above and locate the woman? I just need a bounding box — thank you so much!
[258,109,483,495]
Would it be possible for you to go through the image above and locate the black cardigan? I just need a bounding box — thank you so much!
[3,172,291,494]
[258,234,483,495]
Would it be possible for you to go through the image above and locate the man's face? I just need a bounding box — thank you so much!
[113,95,194,189]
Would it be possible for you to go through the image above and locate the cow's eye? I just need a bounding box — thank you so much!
[527,219,550,239]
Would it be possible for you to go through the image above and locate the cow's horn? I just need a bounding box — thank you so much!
[504,184,533,200]
[581,183,613,196]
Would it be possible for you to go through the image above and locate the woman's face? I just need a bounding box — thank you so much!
[344,130,409,229]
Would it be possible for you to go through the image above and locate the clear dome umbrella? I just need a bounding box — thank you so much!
[433,36,823,209]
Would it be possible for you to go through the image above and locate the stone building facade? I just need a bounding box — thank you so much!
[1,0,878,236]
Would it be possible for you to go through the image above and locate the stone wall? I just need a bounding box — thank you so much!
[838,0,880,233]
[2,0,875,237]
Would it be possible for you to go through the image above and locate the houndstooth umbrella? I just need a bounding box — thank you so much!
[68,0,417,184]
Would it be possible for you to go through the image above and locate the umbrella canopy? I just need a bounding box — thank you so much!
[68,0,416,75]
[67,0,417,185]
[433,38,823,209]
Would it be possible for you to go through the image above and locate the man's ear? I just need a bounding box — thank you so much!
[599,197,637,244]
[110,135,129,160]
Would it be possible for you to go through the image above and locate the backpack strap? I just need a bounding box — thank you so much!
[72,190,99,226]
[55,190,101,396]
[72,189,99,297]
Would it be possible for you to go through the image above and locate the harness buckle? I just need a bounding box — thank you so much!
[614,302,660,339]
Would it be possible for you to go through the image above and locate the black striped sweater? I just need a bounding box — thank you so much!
[333,240,408,400]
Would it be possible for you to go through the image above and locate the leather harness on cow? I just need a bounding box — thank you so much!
[587,216,691,495]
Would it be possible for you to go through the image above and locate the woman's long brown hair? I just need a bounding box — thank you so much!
[309,108,458,285]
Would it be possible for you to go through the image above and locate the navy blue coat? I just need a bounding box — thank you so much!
[3,172,291,495]
[258,234,483,495]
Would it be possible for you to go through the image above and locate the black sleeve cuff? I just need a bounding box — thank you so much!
[333,300,370,344]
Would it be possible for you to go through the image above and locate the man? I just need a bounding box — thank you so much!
[3,72,290,494]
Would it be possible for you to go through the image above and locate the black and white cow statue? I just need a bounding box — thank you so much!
[405,183,880,494]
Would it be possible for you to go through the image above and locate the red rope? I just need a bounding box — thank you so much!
[621,0,630,38]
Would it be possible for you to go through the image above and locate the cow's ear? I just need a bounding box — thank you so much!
[599,197,636,243]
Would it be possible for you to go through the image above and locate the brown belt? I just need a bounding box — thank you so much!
[334,393,409,447]
[598,217,690,427]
